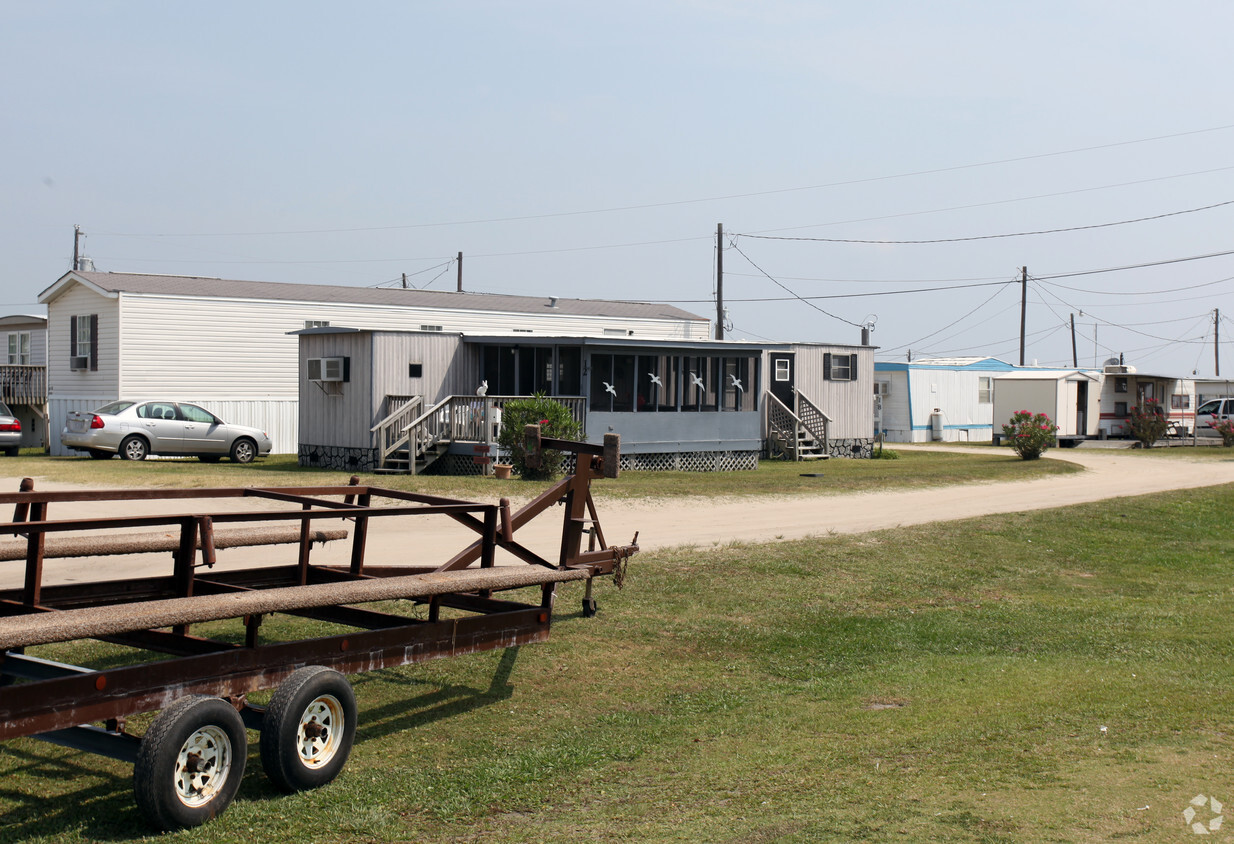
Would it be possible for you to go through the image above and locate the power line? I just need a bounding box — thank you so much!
[739,165,1234,237]
[1033,248,1234,281]
[727,240,863,328]
[735,198,1234,245]
[1036,273,1234,296]
[879,280,1018,353]
[636,279,1012,304]
[90,124,1234,238]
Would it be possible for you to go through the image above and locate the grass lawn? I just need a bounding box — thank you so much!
[2,483,1232,842]
[0,447,1080,502]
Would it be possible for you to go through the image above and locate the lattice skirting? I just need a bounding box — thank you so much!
[620,450,758,472]
[299,444,377,472]
[438,450,758,475]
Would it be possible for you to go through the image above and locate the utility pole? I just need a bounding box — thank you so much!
[715,223,724,340]
[1070,313,1078,368]
[456,252,463,293]
[1019,266,1027,366]
[73,225,82,271]
[1216,308,1221,376]
[401,273,408,289]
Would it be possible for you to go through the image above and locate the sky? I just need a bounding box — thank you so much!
[4,1,1234,375]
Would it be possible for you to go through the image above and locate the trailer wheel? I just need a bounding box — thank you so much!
[133,695,247,831]
[260,665,357,792]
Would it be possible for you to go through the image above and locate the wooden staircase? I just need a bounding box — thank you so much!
[765,390,831,461]
[369,395,588,475]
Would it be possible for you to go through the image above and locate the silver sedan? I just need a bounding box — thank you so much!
[0,401,21,456]
[61,400,272,462]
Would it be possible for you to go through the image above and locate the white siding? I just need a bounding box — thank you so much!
[117,293,706,399]
[47,285,120,402]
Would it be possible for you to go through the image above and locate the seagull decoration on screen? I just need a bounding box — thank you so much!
[602,381,617,397]
[476,380,488,397]
[689,371,705,391]
[648,373,662,388]
[728,373,744,393]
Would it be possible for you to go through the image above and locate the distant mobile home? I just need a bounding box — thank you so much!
[874,357,1016,443]
[1095,364,1195,437]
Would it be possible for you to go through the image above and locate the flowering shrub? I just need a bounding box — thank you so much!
[1001,410,1058,460]
[497,393,583,480]
[1128,399,1169,448]
[1213,418,1234,447]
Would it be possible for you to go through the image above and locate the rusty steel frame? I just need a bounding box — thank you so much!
[0,430,636,757]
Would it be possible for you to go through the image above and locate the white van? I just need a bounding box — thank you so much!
[1194,397,1234,437]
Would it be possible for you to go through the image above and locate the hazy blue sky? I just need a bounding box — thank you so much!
[4,2,1233,374]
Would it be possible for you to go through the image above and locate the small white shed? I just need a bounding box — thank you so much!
[992,369,1102,440]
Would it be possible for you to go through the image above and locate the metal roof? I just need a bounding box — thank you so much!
[42,272,708,324]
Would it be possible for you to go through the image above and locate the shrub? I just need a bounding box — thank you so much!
[1213,418,1234,447]
[496,394,583,480]
[1001,410,1058,460]
[1128,399,1170,448]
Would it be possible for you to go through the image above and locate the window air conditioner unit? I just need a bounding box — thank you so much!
[307,356,349,383]
[70,356,89,370]
[1103,365,1129,375]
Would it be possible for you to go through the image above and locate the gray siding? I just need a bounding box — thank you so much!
[781,344,874,440]
[298,332,374,450]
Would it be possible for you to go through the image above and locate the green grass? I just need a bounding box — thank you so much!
[0,448,1079,502]
[3,484,1233,841]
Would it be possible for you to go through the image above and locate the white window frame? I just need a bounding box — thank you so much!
[978,376,992,404]
[774,359,791,382]
[304,320,330,329]
[75,315,91,359]
[7,332,29,365]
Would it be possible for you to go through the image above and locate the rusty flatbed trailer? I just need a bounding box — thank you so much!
[0,428,635,830]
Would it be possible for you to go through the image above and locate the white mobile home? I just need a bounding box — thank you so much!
[992,369,1102,439]
[1095,364,1195,437]
[874,357,1016,443]
[39,272,711,456]
[0,314,48,448]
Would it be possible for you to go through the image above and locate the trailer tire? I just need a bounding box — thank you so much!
[133,695,248,831]
[260,665,357,793]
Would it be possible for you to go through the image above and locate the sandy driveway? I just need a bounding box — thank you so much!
[2,445,1231,588]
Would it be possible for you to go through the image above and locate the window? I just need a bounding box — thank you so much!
[75,315,91,358]
[304,320,330,329]
[1115,402,1128,417]
[419,324,443,332]
[137,402,179,420]
[7,332,29,365]
[179,404,220,424]
[69,313,97,371]
[824,352,858,381]
[978,377,992,404]
[1115,377,1128,393]
[1171,395,1190,410]
[721,357,756,411]
[775,358,791,382]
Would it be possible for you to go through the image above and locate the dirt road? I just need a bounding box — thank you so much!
[2,445,1231,588]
